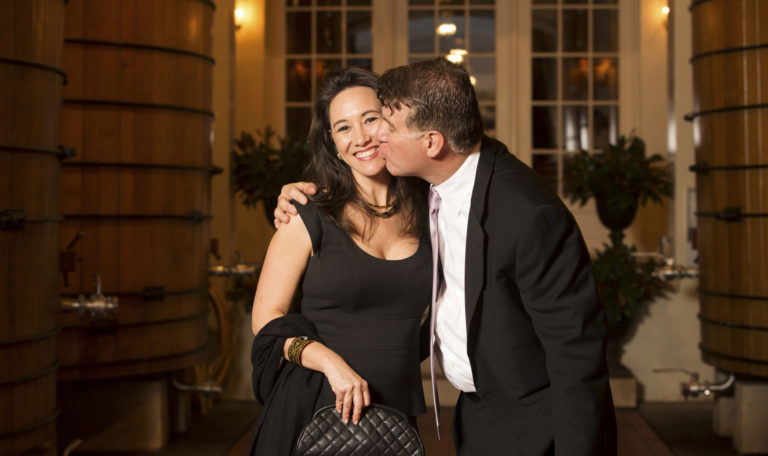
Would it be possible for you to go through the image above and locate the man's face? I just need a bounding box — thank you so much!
[375,105,429,179]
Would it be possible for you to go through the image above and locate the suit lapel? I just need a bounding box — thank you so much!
[464,138,495,331]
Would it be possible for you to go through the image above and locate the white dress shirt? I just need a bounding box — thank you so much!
[432,151,480,393]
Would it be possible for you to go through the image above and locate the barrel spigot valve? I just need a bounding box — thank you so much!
[61,274,119,319]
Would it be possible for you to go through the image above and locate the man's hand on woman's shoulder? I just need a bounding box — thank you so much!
[274,182,319,229]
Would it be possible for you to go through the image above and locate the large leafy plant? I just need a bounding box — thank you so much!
[232,126,308,221]
[566,135,672,211]
[592,243,669,320]
[565,135,673,323]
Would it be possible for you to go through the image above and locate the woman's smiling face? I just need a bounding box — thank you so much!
[329,86,387,181]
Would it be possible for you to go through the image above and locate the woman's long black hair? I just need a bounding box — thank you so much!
[305,67,428,240]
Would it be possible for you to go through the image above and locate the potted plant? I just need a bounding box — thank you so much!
[565,135,672,246]
[564,135,673,372]
[232,126,309,224]
[591,242,670,371]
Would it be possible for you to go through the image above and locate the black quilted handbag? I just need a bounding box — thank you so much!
[294,404,425,456]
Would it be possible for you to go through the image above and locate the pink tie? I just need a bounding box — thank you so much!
[428,187,442,439]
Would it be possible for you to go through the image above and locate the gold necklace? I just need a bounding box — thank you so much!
[357,195,399,218]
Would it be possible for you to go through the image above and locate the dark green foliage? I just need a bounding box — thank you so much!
[565,135,672,211]
[592,243,669,320]
[232,126,309,214]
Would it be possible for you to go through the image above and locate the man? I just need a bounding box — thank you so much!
[276,58,616,455]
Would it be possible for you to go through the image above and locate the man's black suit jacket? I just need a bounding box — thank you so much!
[457,136,616,455]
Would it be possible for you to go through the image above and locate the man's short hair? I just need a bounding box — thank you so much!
[378,57,484,154]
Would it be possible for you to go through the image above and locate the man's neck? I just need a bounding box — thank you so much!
[425,141,482,186]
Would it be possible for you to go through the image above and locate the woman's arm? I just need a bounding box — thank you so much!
[251,212,312,335]
[251,212,371,424]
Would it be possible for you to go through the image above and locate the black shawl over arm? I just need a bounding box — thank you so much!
[249,314,325,456]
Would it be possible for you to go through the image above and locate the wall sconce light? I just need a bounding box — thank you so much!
[662,3,670,28]
[234,8,245,30]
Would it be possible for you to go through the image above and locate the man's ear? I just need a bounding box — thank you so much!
[423,131,445,159]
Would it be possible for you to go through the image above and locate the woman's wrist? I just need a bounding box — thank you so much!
[282,338,333,373]
[301,342,342,375]
[287,336,316,366]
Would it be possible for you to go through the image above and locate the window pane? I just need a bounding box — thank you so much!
[468,57,495,101]
[438,10,465,54]
[347,58,372,70]
[470,0,495,4]
[409,10,435,54]
[347,11,372,54]
[532,10,557,52]
[317,11,342,54]
[532,106,558,149]
[594,57,618,100]
[563,105,588,151]
[286,12,311,54]
[470,10,495,53]
[529,0,621,198]
[286,0,311,6]
[316,0,341,5]
[409,0,433,4]
[533,154,559,192]
[440,0,464,5]
[562,9,587,52]
[286,59,312,102]
[593,105,618,150]
[287,107,312,140]
[563,57,588,100]
[532,58,557,101]
[593,9,618,52]
[347,0,371,5]
[315,59,342,90]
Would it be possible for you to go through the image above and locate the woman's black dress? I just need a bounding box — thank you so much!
[296,202,431,417]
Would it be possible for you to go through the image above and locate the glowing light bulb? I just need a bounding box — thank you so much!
[446,53,463,63]
[437,23,457,36]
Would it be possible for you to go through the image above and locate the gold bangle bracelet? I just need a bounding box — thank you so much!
[288,336,315,366]
[295,339,314,367]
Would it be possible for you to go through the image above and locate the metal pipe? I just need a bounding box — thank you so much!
[631,252,698,280]
[683,372,735,398]
[62,439,83,456]
[653,368,735,399]
[171,378,222,396]
[208,263,258,277]
[654,263,699,280]
[632,237,699,281]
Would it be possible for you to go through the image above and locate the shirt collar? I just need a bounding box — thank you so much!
[434,151,480,210]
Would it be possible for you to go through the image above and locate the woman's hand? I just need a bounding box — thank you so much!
[324,358,371,425]
[294,341,371,425]
[273,182,319,228]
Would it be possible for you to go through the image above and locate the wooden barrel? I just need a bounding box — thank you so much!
[58,0,215,381]
[692,0,768,378]
[0,1,64,455]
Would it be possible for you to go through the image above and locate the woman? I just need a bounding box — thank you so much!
[249,67,430,455]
